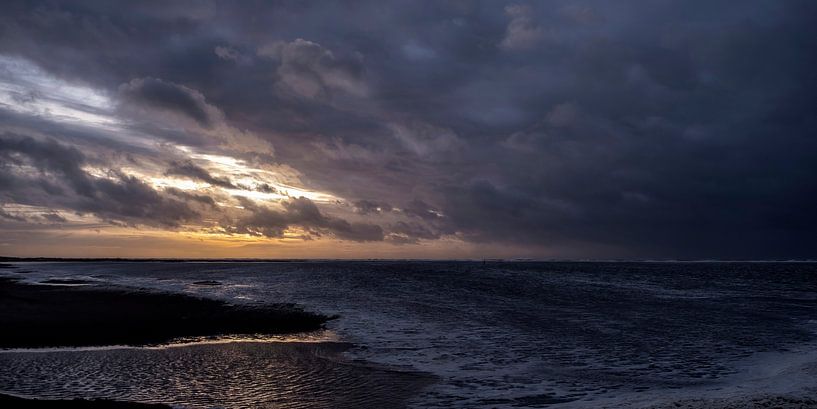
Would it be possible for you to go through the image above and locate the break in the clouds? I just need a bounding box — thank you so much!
[0,1,816,259]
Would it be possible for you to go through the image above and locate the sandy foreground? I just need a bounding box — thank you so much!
[0,272,432,408]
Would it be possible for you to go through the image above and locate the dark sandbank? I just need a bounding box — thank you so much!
[0,393,170,408]
[39,279,96,285]
[191,280,222,286]
[0,278,331,348]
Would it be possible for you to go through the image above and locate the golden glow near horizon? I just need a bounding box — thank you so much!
[0,222,494,259]
[1,203,314,247]
[2,147,346,246]
[0,199,498,259]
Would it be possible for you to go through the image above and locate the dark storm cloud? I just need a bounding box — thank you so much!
[165,160,237,189]
[353,200,392,215]
[0,134,95,196]
[39,212,67,223]
[257,38,368,100]
[233,196,384,242]
[284,197,384,241]
[119,78,216,127]
[0,134,199,227]
[255,183,277,194]
[1,0,816,258]
[164,187,217,207]
[402,199,443,221]
[79,173,199,226]
[388,221,441,244]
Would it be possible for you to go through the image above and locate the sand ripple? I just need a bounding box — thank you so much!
[0,341,432,409]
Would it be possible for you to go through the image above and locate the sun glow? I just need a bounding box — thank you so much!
[149,177,210,191]
[185,150,338,203]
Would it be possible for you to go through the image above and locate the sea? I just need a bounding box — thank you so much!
[1,261,816,408]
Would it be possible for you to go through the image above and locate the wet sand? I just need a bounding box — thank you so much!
[0,276,433,408]
[0,277,330,348]
[0,393,170,408]
[0,341,434,409]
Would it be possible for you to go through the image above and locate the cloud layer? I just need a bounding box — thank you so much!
[1,0,816,259]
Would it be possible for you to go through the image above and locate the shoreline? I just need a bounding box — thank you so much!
[0,267,436,409]
[3,262,813,408]
[0,275,434,408]
[0,277,331,349]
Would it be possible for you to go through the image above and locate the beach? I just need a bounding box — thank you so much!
[1,261,815,408]
[0,272,432,408]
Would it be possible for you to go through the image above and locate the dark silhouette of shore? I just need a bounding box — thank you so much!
[0,277,331,348]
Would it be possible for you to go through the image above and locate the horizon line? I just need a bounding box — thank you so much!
[2,256,815,263]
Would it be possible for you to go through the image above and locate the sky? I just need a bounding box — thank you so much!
[0,1,815,259]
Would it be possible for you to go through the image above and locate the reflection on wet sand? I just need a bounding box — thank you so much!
[0,341,434,409]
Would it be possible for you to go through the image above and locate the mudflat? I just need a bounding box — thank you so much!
[0,277,331,348]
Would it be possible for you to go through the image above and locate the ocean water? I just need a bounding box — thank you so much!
[1,261,816,408]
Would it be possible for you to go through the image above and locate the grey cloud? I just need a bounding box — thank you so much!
[165,160,237,189]
[233,196,384,242]
[81,172,198,227]
[0,134,199,227]
[255,183,278,194]
[354,200,393,215]
[500,4,542,50]
[214,46,240,61]
[0,134,95,196]
[164,187,217,207]
[117,77,273,154]
[39,213,66,223]
[389,121,464,158]
[258,39,368,100]
[387,221,441,244]
[232,206,289,238]
[119,77,217,127]
[284,197,384,242]
[0,208,26,222]
[328,219,384,242]
[402,199,443,221]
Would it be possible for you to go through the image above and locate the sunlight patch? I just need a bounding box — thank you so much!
[0,55,118,127]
